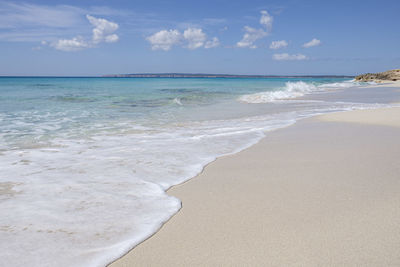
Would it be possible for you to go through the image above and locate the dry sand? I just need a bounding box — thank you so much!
[320,107,400,127]
[369,80,400,88]
[110,107,400,266]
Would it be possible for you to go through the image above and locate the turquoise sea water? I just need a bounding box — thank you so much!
[0,77,384,266]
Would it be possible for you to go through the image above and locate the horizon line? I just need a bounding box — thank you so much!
[0,73,355,78]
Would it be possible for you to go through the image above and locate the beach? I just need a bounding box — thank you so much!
[2,1,400,265]
[110,89,400,266]
[2,78,399,267]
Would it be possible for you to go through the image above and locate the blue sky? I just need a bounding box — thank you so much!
[0,0,399,76]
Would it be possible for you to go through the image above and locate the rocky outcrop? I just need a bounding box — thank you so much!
[355,69,400,82]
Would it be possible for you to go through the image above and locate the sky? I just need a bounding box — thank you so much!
[0,0,399,76]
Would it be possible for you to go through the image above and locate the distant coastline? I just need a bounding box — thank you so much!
[0,74,355,78]
[355,69,400,82]
[101,73,354,78]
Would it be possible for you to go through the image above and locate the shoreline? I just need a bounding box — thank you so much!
[110,98,400,266]
[6,77,395,267]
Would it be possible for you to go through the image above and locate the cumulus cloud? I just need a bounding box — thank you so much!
[269,40,288,49]
[237,10,272,48]
[183,28,207,50]
[50,15,119,51]
[303,38,321,48]
[205,37,220,48]
[0,1,126,43]
[86,15,119,44]
[51,36,89,51]
[273,53,308,61]
[147,28,219,50]
[237,26,268,48]
[105,34,119,43]
[259,10,273,31]
[146,29,182,51]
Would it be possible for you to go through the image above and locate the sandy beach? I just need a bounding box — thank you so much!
[110,104,400,266]
[2,1,400,265]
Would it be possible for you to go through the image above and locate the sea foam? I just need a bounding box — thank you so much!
[239,80,360,103]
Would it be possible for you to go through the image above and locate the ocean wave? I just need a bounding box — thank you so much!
[239,80,358,103]
[318,80,360,88]
[172,97,183,105]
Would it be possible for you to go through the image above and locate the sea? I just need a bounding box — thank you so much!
[0,77,391,266]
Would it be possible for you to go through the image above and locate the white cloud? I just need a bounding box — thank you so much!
[205,37,220,48]
[105,34,119,43]
[269,40,288,49]
[51,36,89,51]
[146,28,219,51]
[146,29,182,51]
[273,53,308,61]
[86,15,119,44]
[259,10,273,31]
[237,26,268,48]
[183,28,207,50]
[237,10,273,48]
[0,1,125,43]
[50,15,119,51]
[303,38,321,48]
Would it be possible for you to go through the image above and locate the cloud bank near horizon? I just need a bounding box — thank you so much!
[273,53,308,61]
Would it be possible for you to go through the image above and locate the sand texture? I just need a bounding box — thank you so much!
[110,107,400,266]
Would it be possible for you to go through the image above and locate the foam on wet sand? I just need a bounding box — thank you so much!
[110,107,400,266]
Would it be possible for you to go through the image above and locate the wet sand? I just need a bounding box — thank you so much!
[110,107,400,266]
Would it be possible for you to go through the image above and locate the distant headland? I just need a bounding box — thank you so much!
[102,73,354,78]
[355,69,400,82]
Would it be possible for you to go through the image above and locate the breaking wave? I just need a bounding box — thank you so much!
[239,80,359,103]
